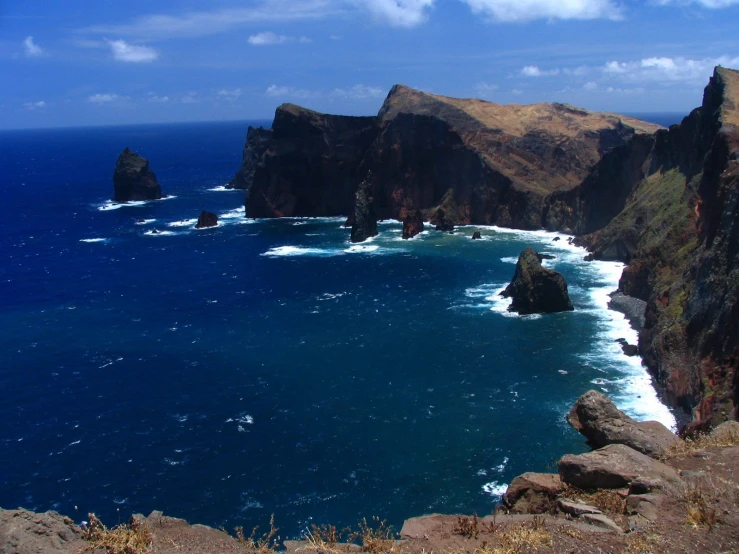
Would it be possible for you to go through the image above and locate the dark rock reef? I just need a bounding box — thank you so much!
[501,248,574,315]
[195,211,218,229]
[113,148,163,202]
[227,126,273,190]
[350,172,378,243]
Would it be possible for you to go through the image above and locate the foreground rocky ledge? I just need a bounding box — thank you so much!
[5,395,738,554]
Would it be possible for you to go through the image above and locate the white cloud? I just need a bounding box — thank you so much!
[299,36,313,43]
[84,1,341,38]
[217,88,243,99]
[248,31,291,45]
[332,84,384,99]
[88,93,120,103]
[181,92,200,104]
[107,39,159,62]
[603,55,739,83]
[511,88,523,95]
[654,0,739,7]
[23,100,46,109]
[24,36,43,57]
[147,94,170,103]
[474,82,499,97]
[459,0,622,22]
[265,84,314,98]
[583,81,598,90]
[521,65,560,77]
[357,0,435,27]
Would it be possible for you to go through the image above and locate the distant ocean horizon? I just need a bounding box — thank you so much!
[0,118,677,538]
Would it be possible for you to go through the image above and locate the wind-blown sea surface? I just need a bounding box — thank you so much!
[0,115,681,537]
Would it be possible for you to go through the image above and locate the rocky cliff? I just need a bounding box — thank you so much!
[544,67,739,428]
[112,148,163,202]
[236,86,659,226]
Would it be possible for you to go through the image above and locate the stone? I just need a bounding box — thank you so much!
[621,343,639,356]
[471,231,482,240]
[350,172,378,243]
[501,248,574,315]
[402,210,425,239]
[113,147,163,202]
[195,211,218,229]
[430,207,454,232]
[557,500,601,516]
[625,494,662,521]
[710,420,739,442]
[502,473,563,514]
[0,508,84,554]
[567,390,678,458]
[558,444,682,490]
[581,513,623,533]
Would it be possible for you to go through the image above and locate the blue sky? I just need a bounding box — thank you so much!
[2,0,739,129]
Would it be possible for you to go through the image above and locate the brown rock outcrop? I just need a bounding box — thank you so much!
[0,508,84,554]
[402,209,425,239]
[227,126,272,190]
[502,473,563,514]
[350,172,378,243]
[567,390,678,458]
[501,248,574,314]
[558,444,681,490]
[112,148,163,202]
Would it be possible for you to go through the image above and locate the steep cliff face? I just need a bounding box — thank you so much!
[227,126,272,190]
[237,86,659,227]
[243,104,379,218]
[112,148,163,202]
[551,67,739,426]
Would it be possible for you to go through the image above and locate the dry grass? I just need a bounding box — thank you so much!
[665,424,739,458]
[358,517,397,553]
[80,513,152,554]
[623,532,664,554]
[680,483,719,530]
[560,485,625,516]
[235,513,281,554]
[301,517,397,554]
[486,517,552,554]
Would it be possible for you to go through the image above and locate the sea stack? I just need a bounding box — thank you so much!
[501,248,574,315]
[195,211,218,229]
[112,148,163,202]
[402,210,424,239]
[350,172,378,243]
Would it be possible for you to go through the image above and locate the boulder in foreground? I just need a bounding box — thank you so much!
[567,389,678,458]
[112,148,163,202]
[558,443,681,490]
[501,248,574,314]
[0,508,84,554]
[502,472,563,514]
[195,211,218,229]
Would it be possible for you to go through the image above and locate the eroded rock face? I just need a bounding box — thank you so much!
[402,209,424,239]
[558,444,681,490]
[0,508,84,554]
[350,173,378,243]
[238,86,658,228]
[113,148,163,202]
[567,390,678,458]
[501,248,574,315]
[502,473,563,514]
[195,211,218,229]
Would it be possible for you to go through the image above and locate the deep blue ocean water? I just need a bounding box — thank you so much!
[0,115,681,537]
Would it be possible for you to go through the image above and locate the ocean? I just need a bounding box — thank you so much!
[0,114,682,537]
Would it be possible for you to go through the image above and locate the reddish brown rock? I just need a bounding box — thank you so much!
[502,472,563,514]
[558,444,681,490]
[402,209,425,239]
[567,390,678,458]
[501,248,573,315]
[0,508,84,554]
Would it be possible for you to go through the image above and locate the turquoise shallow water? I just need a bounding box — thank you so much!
[0,121,676,537]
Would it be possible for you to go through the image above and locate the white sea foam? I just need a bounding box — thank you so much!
[482,481,508,497]
[143,230,177,236]
[134,219,156,225]
[345,244,379,254]
[96,196,176,211]
[261,246,340,257]
[168,219,198,228]
[500,256,518,264]
[80,238,108,243]
[209,185,232,191]
[220,207,245,219]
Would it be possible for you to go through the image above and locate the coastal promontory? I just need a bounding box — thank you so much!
[112,148,163,202]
